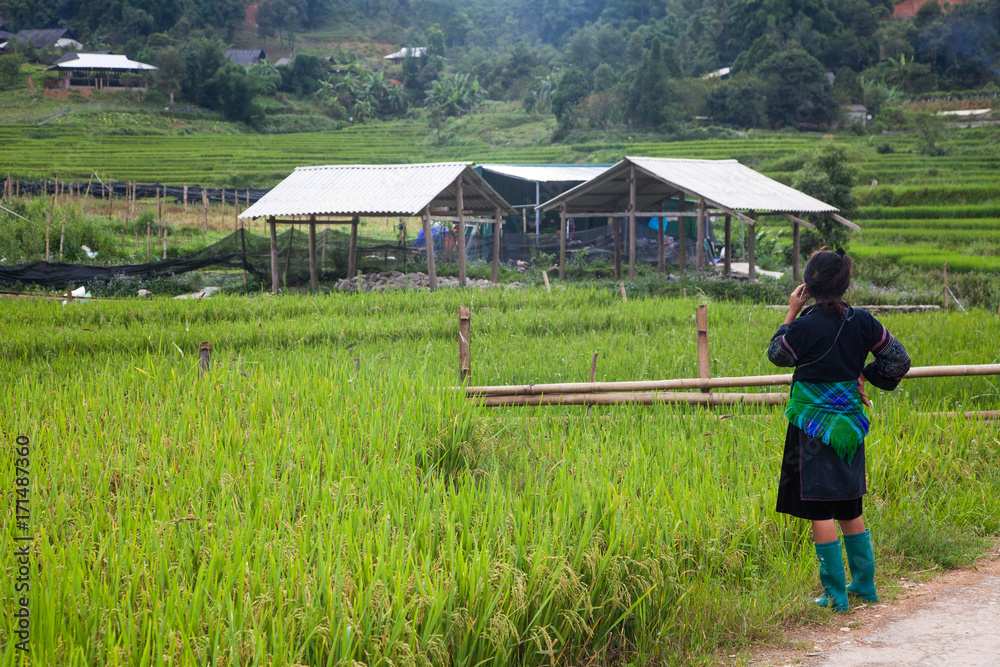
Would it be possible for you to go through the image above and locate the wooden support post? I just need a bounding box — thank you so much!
[657,210,665,274]
[59,213,66,260]
[522,208,528,234]
[347,216,358,279]
[162,213,167,260]
[696,198,707,271]
[45,211,51,262]
[459,306,472,383]
[542,270,551,292]
[183,184,188,213]
[696,305,710,394]
[308,218,318,291]
[678,193,687,276]
[354,357,360,372]
[587,352,598,417]
[202,189,208,232]
[321,225,329,270]
[747,210,756,282]
[422,207,437,292]
[612,216,621,281]
[619,282,627,302]
[723,215,732,277]
[943,261,948,310]
[628,166,637,281]
[792,222,801,282]
[558,205,567,281]
[269,216,279,293]
[456,175,467,286]
[54,175,59,209]
[285,224,296,279]
[198,342,211,377]
[491,207,501,284]
[146,203,151,262]
[220,188,226,226]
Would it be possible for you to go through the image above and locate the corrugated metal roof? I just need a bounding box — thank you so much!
[240,162,513,219]
[47,53,157,71]
[540,157,838,214]
[480,164,612,183]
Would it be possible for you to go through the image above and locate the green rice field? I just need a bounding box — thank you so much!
[2,289,999,665]
[1,121,998,275]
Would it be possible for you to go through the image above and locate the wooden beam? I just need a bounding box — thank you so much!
[628,166,637,281]
[347,216,358,278]
[537,162,629,212]
[657,201,665,274]
[723,215,732,277]
[457,175,466,287]
[478,392,787,408]
[308,218,318,291]
[269,216,279,293]
[829,212,862,231]
[491,207,501,284]
[747,210,756,282]
[696,197,707,270]
[422,207,437,292]
[678,192,687,275]
[780,212,817,231]
[559,205,567,281]
[612,216,621,281]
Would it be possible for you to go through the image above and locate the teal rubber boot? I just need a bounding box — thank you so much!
[844,529,878,603]
[814,539,849,612]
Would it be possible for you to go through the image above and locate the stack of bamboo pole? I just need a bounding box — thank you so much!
[462,364,1000,408]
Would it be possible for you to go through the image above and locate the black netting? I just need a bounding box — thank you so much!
[3,178,268,205]
[0,217,726,290]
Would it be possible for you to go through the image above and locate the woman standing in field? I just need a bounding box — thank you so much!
[767,249,910,612]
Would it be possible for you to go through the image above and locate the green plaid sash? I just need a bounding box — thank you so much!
[785,380,870,462]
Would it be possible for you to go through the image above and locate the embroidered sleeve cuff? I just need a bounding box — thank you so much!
[767,324,796,367]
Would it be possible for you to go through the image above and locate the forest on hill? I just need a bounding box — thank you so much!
[1,0,998,134]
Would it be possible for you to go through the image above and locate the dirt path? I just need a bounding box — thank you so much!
[750,539,1000,666]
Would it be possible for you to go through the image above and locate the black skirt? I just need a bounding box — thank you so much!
[775,424,865,521]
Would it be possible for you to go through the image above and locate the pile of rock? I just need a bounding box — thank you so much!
[334,271,515,291]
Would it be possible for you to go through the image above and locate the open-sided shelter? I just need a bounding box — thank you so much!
[478,164,612,235]
[45,53,157,90]
[538,156,859,281]
[239,162,514,292]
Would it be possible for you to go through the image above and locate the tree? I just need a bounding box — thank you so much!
[204,62,265,126]
[0,55,25,91]
[832,67,863,104]
[154,46,185,106]
[626,37,675,128]
[704,76,766,127]
[550,66,589,129]
[426,23,446,57]
[180,37,226,107]
[757,47,837,128]
[793,146,857,254]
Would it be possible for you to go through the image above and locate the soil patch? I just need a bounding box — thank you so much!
[749,538,1000,666]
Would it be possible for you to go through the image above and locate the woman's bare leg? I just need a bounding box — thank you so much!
[838,516,866,536]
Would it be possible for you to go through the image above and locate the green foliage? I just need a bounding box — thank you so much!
[425,72,480,117]
[204,63,265,127]
[704,76,766,128]
[550,66,588,130]
[2,289,999,666]
[792,145,857,254]
[626,37,677,128]
[757,47,838,128]
[0,54,26,90]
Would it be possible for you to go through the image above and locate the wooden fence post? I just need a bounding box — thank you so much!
[459,306,472,383]
[542,270,551,293]
[202,189,208,232]
[183,184,188,213]
[198,342,211,377]
[587,352,598,417]
[943,260,949,311]
[221,188,226,226]
[619,282,627,302]
[696,304,710,394]
[46,210,51,262]
[59,213,66,260]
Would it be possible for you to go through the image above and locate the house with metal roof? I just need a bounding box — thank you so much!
[225,49,266,67]
[46,53,156,90]
[538,156,859,282]
[384,47,426,65]
[13,28,81,50]
[240,162,514,293]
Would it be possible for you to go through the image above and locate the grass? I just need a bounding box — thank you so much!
[1,288,999,665]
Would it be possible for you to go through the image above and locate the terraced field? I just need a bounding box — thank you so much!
[1,121,998,273]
